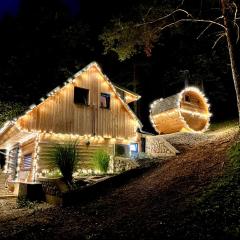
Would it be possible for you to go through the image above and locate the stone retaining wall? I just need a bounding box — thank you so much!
[146,135,179,157]
[111,157,139,173]
[38,178,69,205]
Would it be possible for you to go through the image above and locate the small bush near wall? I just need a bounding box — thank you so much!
[48,141,79,186]
[91,150,110,173]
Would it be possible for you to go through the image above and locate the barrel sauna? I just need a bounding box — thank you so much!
[149,87,211,134]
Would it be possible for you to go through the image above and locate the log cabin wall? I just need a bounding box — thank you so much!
[37,133,131,173]
[17,66,139,139]
[37,141,114,172]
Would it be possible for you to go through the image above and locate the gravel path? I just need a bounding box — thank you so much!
[162,127,238,150]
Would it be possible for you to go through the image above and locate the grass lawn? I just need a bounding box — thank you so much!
[208,119,238,132]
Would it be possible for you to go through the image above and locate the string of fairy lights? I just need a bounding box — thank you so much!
[149,86,211,134]
[0,61,141,183]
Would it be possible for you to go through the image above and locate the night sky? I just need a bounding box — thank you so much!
[0,0,237,131]
[0,0,20,17]
[0,0,80,18]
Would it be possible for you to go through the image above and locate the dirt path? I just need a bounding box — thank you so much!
[0,127,238,240]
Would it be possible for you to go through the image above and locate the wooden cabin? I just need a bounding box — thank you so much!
[0,62,142,191]
[150,87,211,134]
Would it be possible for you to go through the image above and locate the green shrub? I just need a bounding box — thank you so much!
[208,119,238,132]
[92,150,110,173]
[48,141,79,186]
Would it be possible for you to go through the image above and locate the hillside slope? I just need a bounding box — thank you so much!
[0,126,238,240]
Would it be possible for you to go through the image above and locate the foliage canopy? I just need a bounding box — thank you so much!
[99,3,180,61]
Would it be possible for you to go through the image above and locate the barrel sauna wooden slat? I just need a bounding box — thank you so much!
[149,87,211,134]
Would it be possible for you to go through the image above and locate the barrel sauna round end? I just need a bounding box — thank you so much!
[149,87,211,134]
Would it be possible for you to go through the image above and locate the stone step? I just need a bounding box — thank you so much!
[0,195,16,199]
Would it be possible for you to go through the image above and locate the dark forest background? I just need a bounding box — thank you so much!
[0,0,237,132]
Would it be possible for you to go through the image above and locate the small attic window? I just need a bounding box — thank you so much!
[100,93,110,109]
[184,94,200,106]
[74,87,89,105]
[185,95,191,102]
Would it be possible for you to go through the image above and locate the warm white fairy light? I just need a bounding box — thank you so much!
[32,133,40,182]
[180,108,211,119]
[15,147,22,181]
[0,121,14,134]
[52,86,60,93]
[37,131,137,145]
[47,92,53,97]
[0,61,142,183]
[177,86,211,133]
[19,134,38,145]
[149,99,163,134]
[149,86,211,134]
[29,104,36,110]
[0,61,141,136]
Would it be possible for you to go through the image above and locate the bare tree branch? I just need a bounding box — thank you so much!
[135,9,191,27]
[204,30,225,39]
[212,33,226,49]
[197,16,224,40]
[177,0,185,8]
[142,7,153,22]
[233,1,238,22]
[234,22,240,42]
[152,18,226,34]
[232,2,240,43]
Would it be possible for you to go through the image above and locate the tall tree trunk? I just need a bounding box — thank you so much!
[133,64,138,114]
[221,0,240,125]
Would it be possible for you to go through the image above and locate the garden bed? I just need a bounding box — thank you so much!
[38,166,151,206]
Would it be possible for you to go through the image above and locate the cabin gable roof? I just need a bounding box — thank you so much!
[11,61,142,133]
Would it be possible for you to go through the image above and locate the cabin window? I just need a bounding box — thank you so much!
[74,87,89,105]
[115,144,130,158]
[130,143,138,152]
[130,143,138,158]
[23,154,32,170]
[100,93,110,109]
